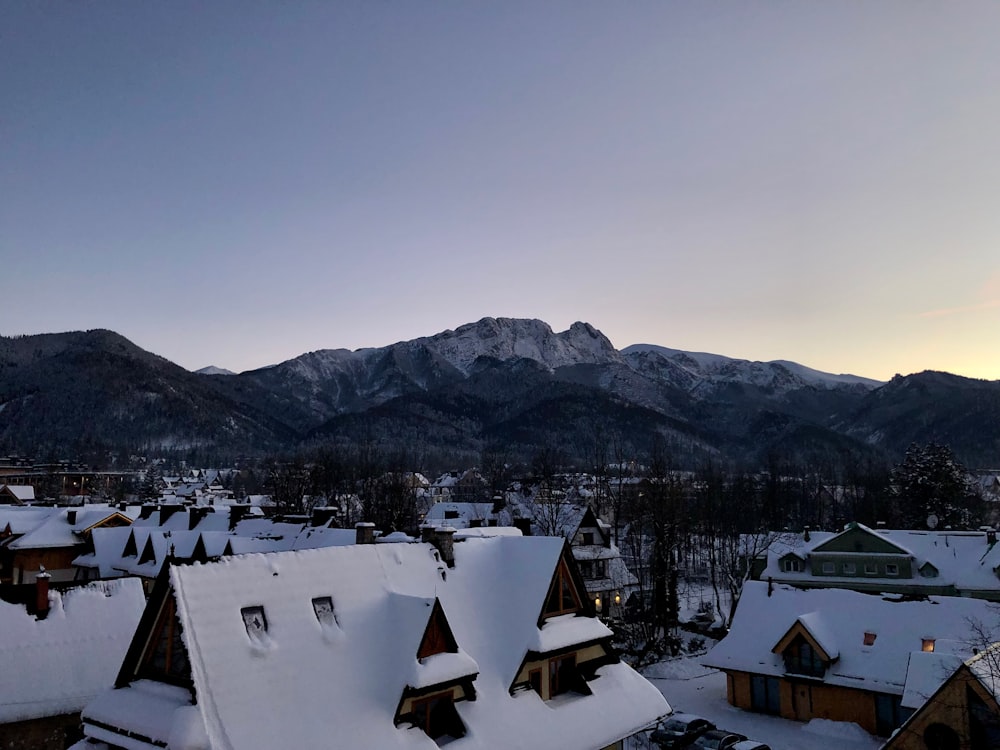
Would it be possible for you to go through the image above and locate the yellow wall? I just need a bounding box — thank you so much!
[512,643,606,700]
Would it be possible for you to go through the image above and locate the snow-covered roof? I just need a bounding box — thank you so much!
[86,537,668,748]
[763,526,1000,594]
[704,582,994,697]
[0,578,145,724]
[0,505,59,536]
[8,506,135,550]
[1,484,36,502]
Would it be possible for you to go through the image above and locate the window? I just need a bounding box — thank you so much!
[241,606,268,642]
[544,558,582,618]
[886,564,899,576]
[750,675,781,715]
[411,692,465,742]
[549,654,580,697]
[843,563,857,575]
[782,558,803,573]
[444,510,459,520]
[528,668,542,697]
[864,632,877,646]
[865,563,878,575]
[581,532,595,545]
[595,560,606,578]
[922,723,960,750]
[821,562,835,574]
[783,636,825,678]
[920,564,939,579]
[579,561,593,579]
[312,596,336,627]
[922,639,935,653]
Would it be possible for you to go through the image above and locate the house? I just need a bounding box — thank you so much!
[703,581,998,736]
[0,576,144,750]
[881,642,1000,749]
[761,522,1000,601]
[6,506,135,583]
[0,506,60,583]
[424,502,637,621]
[75,530,669,749]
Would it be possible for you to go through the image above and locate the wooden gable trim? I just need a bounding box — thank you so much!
[537,542,594,625]
[81,511,134,536]
[771,620,835,662]
[417,599,459,660]
[116,562,184,688]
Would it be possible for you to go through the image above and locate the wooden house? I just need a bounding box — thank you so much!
[75,532,668,749]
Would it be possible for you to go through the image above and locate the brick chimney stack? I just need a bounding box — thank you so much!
[355,522,376,545]
[435,527,456,568]
[36,567,51,620]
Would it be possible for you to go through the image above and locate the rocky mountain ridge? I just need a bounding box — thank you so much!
[1,319,997,469]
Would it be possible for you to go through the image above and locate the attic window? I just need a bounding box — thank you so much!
[922,638,936,653]
[582,532,595,545]
[444,510,459,520]
[782,558,803,573]
[312,597,336,627]
[241,606,268,641]
[544,557,582,618]
[864,632,877,646]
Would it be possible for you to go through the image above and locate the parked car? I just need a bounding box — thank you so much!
[731,742,771,750]
[689,729,749,750]
[650,713,716,748]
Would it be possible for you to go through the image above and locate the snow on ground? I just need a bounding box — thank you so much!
[629,656,884,750]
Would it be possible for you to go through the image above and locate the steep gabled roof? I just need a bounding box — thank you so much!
[86,536,668,749]
[811,522,913,555]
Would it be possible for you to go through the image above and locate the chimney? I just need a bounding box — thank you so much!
[36,567,51,620]
[434,527,456,568]
[118,501,128,511]
[513,518,533,537]
[492,494,505,514]
[803,526,810,542]
[311,507,337,527]
[139,504,156,519]
[988,529,997,546]
[420,525,437,543]
[355,522,376,545]
[66,510,77,525]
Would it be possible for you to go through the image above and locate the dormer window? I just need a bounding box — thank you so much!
[411,692,465,743]
[864,632,877,646]
[783,635,826,678]
[582,532,595,545]
[544,557,582,618]
[782,557,803,573]
[922,638,935,653]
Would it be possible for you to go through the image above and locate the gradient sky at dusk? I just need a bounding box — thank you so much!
[4,2,1000,380]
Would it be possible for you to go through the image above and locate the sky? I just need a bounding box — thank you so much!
[3,2,1000,381]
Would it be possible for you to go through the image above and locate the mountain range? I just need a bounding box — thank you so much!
[1,318,998,470]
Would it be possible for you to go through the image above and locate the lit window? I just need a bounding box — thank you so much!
[864,632,877,646]
[922,639,935,653]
